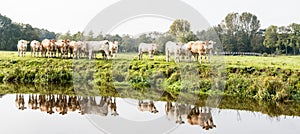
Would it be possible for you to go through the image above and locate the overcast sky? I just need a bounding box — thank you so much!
[0,0,299,35]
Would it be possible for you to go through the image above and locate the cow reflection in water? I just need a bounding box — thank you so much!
[188,106,216,130]
[138,100,159,113]
[165,102,216,130]
[17,95,119,116]
[28,94,38,110]
[15,94,26,110]
[165,102,191,124]
[39,95,55,114]
[79,96,119,116]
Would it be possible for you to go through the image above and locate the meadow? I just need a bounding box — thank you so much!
[0,51,299,102]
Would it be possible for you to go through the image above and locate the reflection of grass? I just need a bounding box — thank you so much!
[0,51,300,102]
[2,83,299,118]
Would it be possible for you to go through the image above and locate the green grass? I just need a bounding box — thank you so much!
[225,56,300,70]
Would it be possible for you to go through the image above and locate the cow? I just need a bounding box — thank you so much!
[86,40,110,60]
[41,39,56,58]
[165,41,182,62]
[69,41,79,59]
[138,100,159,113]
[185,40,215,64]
[30,40,41,57]
[109,41,119,58]
[50,39,57,57]
[79,41,88,58]
[185,41,207,64]
[179,43,192,62]
[56,39,70,59]
[76,41,85,58]
[17,40,29,57]
[138,43,158,60]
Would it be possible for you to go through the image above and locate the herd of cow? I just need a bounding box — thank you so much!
[136,40,215,64]
[17,39,119,60]
[17,39,215,64]
[16,94,216,130]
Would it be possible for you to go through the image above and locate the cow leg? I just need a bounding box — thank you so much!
[138,52,142,60]
[199,52,202,64]
[166,50,169,62]
[149,51,153,60]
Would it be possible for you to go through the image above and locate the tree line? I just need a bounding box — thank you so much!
[1,12,300,55]
[0,14,56,51]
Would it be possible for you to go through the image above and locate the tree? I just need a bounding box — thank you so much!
[263,25,278,54]
[219,12,261,52]
[289,23,300,55]
[277,26,290,55]
[169,19,191,42]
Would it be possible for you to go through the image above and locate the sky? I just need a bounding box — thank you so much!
[0,0,299,35]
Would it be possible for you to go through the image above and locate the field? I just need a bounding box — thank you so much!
[0,51,299,102]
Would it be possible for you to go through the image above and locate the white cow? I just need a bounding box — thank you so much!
[30,40,41,57]
[17,40,30,57]
[138,43,158,60]
[179,43,192,62]
[76,41,85,58]
[109,41,119,58]
[86,40,110,60]
[165,41,182,62]
[79,41,88,58]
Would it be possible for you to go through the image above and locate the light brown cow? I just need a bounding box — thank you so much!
[185,41,206,64]
[30,40,41,57]
[69,41,81,59]
[186,40,215,64]
[17,40,30,57]
[138,100,159,113]
[41,39,56,58]
[56,39,70,58]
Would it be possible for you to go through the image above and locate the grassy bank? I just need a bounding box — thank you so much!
[0,51,299,102]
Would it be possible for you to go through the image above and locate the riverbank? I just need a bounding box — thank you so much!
[0,51,299,102]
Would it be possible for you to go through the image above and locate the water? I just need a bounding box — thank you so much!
[0,94,299,134]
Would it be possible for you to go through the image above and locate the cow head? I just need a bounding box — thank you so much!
[109,41,119,53]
